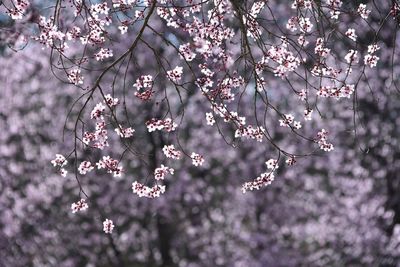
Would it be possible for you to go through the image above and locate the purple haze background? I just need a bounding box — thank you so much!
[1,1,400,266]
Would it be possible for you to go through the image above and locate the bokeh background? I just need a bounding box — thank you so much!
[1,1,400,266]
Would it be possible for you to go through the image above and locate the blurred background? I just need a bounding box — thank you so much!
[1,0,400,266]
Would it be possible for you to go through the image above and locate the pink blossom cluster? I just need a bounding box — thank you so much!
[6,0,29,20]
[67,68,84,85]
[95,48,113,61]
[279,114,302,129]
[358,4,371,19]
[51,154,68,177]
[266,42,300,78]
[115,125,135,138]
[96,156,123,177]
[317,84,355,99]
[190,153,204,166]
[78,161,95,175]
[167,66,183,83]
[162,145,182,160]
[71,199,89,213]
[316,129,334,152]
[132,182,166,198]
[235,125,265,142]
[146,118,177,132]
[154,165,174,181]
[133,75,154,101]
[364,44,380,68]
[242,171,275,193]
[103,219,114,234]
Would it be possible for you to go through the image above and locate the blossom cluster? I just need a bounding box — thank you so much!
[71,199,89,213]
[78,161,95,175]
[154,165,174,180]
[162,145,182,160]
[146,118,177,132]
[133,75,154,101]
[242,171,275,193]
[103,219,114,234]
[190,153,204,167]
[364,44,380,68]
[279,114,302,130]
[132,182,166,198]
[51,154,68,177]
[96,156,123,177]
[115,125,135,138]
[317,84,355,99]
[316,129,334,152]
[6,0,30,20]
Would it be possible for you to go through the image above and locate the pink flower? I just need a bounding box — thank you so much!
[191,153,204,167]
[162,145,182,160]
[71,199,89,213]
[78,161,94,175]
[166,66,183,83]
[103,219,114,234]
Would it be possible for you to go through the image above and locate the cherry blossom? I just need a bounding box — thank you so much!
[179,43,196,61]
[146,118,177,132]
[345,28,357,42]
[103,219,114,234]
[71,199,89,213]
[206,112,216,126]
[132,181,166,198]
[190,153,204,167]
[6,0,29,20]
[154,165,174,180]
[115,126,135,138]
[96,156,123,177]
[166,66,183,83]
[2,0,400,264]
[265,159,279,170]
[345,49,359,64]
[242,171,275,193]
[67,68,84,85]
[94,48,113,61]
[316,129,334,152]
[78,161,94,175]
[51,154,67,167]
[162,145,182,160]
[358,4,371,19]
[364,44,380,68]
